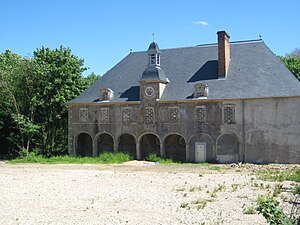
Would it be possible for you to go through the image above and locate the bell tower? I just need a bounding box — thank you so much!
[140,41,168,102]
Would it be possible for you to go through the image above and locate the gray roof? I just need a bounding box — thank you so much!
[69,40,300,104]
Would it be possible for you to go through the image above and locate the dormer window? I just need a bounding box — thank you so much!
[194,83,208,98]
[100,88,114,101]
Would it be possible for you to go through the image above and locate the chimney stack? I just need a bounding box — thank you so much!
[217,31,230,78]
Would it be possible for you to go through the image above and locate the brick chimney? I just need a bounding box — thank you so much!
[217,31,230,78]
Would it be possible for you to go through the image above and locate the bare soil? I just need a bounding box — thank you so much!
[0,161,298,225]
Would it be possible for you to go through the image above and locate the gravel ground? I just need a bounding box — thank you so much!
[0,161,298,225]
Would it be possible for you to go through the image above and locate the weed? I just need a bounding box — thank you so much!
[272,183,282,197]
[180,202,190,209]
[189,185,202,192]
[256,169,300,182]
[175,187,185,192]
[231,184,240,192]
[243,205,256,214]
[256,196,294,225]
[146,154,173,164]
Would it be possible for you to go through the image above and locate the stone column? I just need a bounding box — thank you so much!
[160,143,164,158]
[114,142,118,153]
[185,144,189,162]
[136,143,141,160]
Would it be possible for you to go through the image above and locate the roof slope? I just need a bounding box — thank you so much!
[69,40,300,104]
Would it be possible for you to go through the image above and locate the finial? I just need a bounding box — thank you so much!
[259,32,263,40]
[130,48,133,53]
[152,33,155,42]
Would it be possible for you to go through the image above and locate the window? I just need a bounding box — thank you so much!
[223,105,235,123]
[79,108,88,122]
[122,108,131,123]
[169,107,179,123]
[100,88,114,101]
[99,108,109,124]
[150,54,156,64]
[194,83,208,98]
[156,54,160,65]
[195,106,206,123]
[145,107,154,124]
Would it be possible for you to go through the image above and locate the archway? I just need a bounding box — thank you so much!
[188,133,214,163]
[164,134,186,162]
[139,133,160,160]
[216,133,239,163]
[96,133,114,155]
[118,134,136,159]
[76,133,93,157]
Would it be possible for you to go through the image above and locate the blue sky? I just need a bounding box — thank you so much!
[0,0,299,76]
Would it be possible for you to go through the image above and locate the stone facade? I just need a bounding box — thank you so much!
[68,96,300,163]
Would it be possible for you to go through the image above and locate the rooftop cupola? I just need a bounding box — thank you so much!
[140,41,168,83]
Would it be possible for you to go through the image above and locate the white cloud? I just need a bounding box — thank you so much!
[193,21,209,26]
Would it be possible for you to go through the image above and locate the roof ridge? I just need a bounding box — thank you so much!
[131,39,264,53]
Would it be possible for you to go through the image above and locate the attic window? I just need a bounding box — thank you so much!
[194,83,208,98]
[100,88,114,101]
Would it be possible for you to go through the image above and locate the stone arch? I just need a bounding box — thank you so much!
[118,133,137,159]
[76,132,93,157]
[216,133,239,163]
[164,133,186,162]
[139,133,161,160]
[188,133,214,163]
[95,132,114,155]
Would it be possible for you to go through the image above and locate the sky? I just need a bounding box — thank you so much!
[0,0,299,76]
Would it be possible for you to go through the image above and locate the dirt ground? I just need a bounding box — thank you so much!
[0,161,298,225]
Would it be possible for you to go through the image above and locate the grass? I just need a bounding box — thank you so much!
[256,169,300,182]
[146,154,174,164]
[9,152,131,164]
[243,205,256,214]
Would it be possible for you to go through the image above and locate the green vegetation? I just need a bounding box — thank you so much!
[0,48,100,157]
[256,169,300,182]
[243,205,256,214]
[9,152,131,164]
[256,196,294,225]
[146,154,174,164]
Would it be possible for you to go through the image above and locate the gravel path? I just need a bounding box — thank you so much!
[0,162,297,224]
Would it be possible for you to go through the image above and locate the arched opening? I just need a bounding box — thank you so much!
[76,133,93,157]
[188,133,214,163]
[216,133,239,163]
[140,134,160,160]
[118,134,136,159]
[96,133,114,155]
[164,134,186,162]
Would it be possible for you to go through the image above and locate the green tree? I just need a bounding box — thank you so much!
[280,48,300,81]
[0,50,42,155]
[33,46,88,156]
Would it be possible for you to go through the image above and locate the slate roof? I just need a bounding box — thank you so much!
[69,40,300,104]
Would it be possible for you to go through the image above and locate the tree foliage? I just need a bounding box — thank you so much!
[280,48,300,81]
[0,47,98,157]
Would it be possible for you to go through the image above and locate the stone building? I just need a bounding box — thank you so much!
[68,31,300,163]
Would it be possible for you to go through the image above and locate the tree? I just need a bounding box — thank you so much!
[0,46,91,157]
[0,50,42,155]
[280,48,300,81]
[32,46,88,156]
